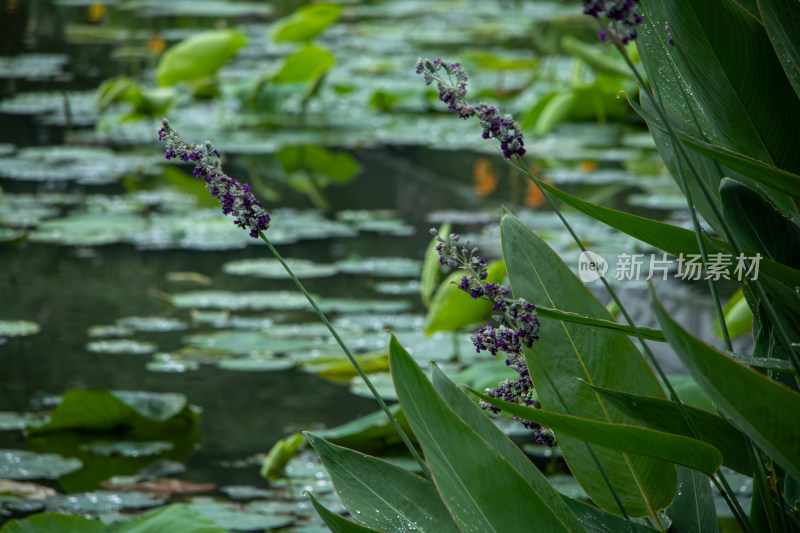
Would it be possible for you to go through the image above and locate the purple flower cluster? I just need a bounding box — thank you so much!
[415,58,526,159]
[431,228,549,441]
[665,23,674,46]
[578,0,643,45]
[157,118,270,238]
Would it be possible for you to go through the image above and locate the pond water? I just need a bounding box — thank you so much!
[0,0,750,529]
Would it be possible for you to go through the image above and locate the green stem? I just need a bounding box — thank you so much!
[258,231,431,479]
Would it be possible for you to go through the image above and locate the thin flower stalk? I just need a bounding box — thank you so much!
[157,120,431,479]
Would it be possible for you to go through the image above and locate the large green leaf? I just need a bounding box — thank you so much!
[630,97,800,201]
[272,3,341,43]
[666,467,719,533]
[307,492,385,533]
[26,388,200,434]
[719,178,800,268]
[758,0,800,99]
[0,514,107,533]
[115,504,225,533]
[588,385,752,476]
[272,45,334,84]
[156,30,247,86]
[501,210,676,516]
[306,433,459,532]
[662,0,800,174]
[537,179,800,289]
[430,366,585,529]
[431,366,652,533]
[389,336,582,532]
[650,285,800,480]
[423,261,506,334]
[475,392,723,476]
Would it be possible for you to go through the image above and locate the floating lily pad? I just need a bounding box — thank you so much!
[220,485,273,501]
[216,356,295,372]
[87,325,134,338]
[116,316,188,333]
[335,257,422,277]
[0,54,68,80]
[222,258,337,279]
[0,450,82,480]
[79,441,174,457]
[27,389,201,434]
[114,503,225,533]
[348,372,397,401]
[0,147,153,184]
[188,497,295,531]
[0,412,41,431]
[0,320,40,338]
[183,330,315,355]
[336,210,415,236]
[86,339,158,355]
[146,354,200,373]
[171,291,311,311]
[333,313,425,332]
[44,490,164,513]
[317,298,412,314]
[373,279,421,295]
[0,513,107,533]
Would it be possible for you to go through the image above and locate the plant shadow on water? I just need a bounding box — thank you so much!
[0,0,761,530]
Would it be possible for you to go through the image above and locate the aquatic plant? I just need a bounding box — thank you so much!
[304,1,800,532]
[149,1,800,530]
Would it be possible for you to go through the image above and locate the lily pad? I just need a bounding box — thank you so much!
[79,441,174,457]
[27,389,201,434]
[0,513,107,533]
[44,490,164,513]
[171,291,311,311]
[0,412,41,431]
[222,258,337,279]
[87,325,135,338]
[116,317,188,333]
[0,321,40,337]
[373,279,421,295]
[183,331,316,355]
[146,354,201,373]
[0,450,82,480]
[216,356,295,372]
[335,257,422,277]
[187,497,295,531]
[86,339,158,355]
[317,298,412,314]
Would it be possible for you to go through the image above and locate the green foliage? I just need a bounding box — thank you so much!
[501,211,675,516]
[26,389,201,434]
[0,514,108,533]
[156,30,248,86]
[713,289,753,339]
[306,433,460,532]
[271,3,341,43]
[271,45,335,85]
[388,336,584,532]
[665,467,719,533]
[475,389,723,476]
[651,287,800,481]
[259,433,304,481]
[423,260,506,334]
[115,504,225,533]
[307,492,384,533]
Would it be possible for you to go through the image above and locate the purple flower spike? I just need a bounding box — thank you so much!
[415,58,526,159]
[157,118,270,238]
[572,0,643,45]
[429,227,549,442]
